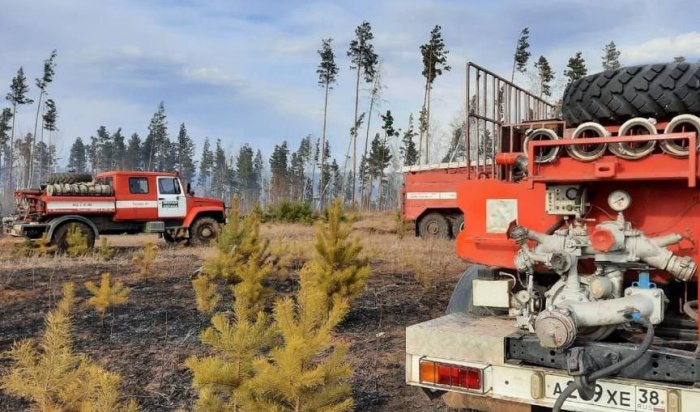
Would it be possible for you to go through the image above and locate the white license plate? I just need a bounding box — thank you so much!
[545,375,667,411]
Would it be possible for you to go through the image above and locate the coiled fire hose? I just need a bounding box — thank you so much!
[553,317,654,412]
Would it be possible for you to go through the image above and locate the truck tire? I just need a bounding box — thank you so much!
[418,212,450,239]
[46,172,93,185]
[561,63,700,126]
[451,214,464,237]
[189,216,219,246]
[52,221,96,251]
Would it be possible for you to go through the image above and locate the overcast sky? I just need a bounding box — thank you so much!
[2,0,699,165]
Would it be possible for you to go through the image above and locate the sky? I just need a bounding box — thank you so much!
[1,0,700,166]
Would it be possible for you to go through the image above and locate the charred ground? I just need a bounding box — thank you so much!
[0,213,466,411]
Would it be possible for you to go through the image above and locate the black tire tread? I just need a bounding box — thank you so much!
[562,63,700,126]
[46,172,93,185]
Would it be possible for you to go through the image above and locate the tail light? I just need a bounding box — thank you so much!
[419,359,483,391]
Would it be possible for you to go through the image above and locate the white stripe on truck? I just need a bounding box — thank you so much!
[406,191,457,200]
[46,201,116,212]
[115,200,159,208]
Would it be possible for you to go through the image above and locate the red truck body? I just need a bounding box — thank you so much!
[4,171,225,247]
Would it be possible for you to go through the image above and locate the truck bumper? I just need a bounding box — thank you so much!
[7,222,50,238]
[406,313,700,411]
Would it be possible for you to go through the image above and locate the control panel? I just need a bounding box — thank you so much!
[545,185,586,215]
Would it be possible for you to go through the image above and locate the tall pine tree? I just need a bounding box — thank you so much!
[67,137,87,172]
[6,67,34,189]
[269,142,289,205]
[28,50,57,188]
[176,123,197,185]
[317,38,339,200]
[401,114,418,166]
[534,56,554,98]
[125,133,142,170]
[347,21,378,203]
[144,101,167,171]
[198,138,214,194]
[419,25,450,164]
[512,27,531,81]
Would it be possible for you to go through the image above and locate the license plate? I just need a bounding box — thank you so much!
[545,375,667,411]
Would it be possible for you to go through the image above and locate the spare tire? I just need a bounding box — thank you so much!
[561,63,700,126]
[46,172,93,184]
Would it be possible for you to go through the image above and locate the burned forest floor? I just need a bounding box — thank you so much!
[0,212,468,411]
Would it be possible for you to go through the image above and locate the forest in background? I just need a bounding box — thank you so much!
[0,21,657,215]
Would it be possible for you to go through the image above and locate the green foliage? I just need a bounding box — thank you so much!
[84,273,130,321]
[66,225,89,257]
[564,51,588,84]
[347,21,378,83]
[513,27,531,77]
[13,235,55,257]
[204,201,272,283]
[268,200,316,225]
[192,275,221,315]
[176,123,197,185]
[420,25,451,84]
[187,205,275,410]
[0,283,138,411]
[401,114,419,166]
[534,56,555,98]
[132,242,158,276]
[602,41,621,71]
[96,236,114,260]
[318,38,339,87]
[307,199,370,307]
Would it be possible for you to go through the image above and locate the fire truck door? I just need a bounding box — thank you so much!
[156,177,187,218]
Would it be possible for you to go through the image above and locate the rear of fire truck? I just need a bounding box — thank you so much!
[406,62,700,411]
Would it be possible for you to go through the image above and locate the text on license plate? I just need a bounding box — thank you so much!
[545,375,667,411]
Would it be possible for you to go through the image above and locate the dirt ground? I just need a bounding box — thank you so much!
[0,213,468,411]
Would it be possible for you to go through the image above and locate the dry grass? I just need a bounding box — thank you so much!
[1,212,466,288]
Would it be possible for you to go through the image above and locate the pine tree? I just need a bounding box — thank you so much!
[317,38,339,200]
[1,108,13,180]
[602,41,621,71]
[198,138,214,194]
[253,149,264,203]
[6,67,34,189]
[176,123,197,185]
[67,137,87,172]
[84,273,130,322]
[401,114,419,166]
[112,128,126,170]
[125,133,142,170]
[132,242,158,276]
[534,56,555,98]
[564,51,588,84]
[41,99,58,178]
[1,283,138,411]
[269,142,290,205]
[419,25,450,164]
[187,211,274,411]
[28,50,57,188]
[237,144,257,209]
[246,200,364,411]
[347,21,378,203]
[192,275,221,315]
[360,67,383,207]
[512,27,531,81]
[90,125,113,172]
[211,139,232,199]
[144,101,167,171]
[66,224,88,257]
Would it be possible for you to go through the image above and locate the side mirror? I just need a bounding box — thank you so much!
[186,182,195,196]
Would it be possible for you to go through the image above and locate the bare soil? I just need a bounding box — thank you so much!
[0,215,467,411]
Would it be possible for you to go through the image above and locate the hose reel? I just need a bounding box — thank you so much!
[611,117,657,160]
[567,122,609,161]
[661,114,700,157]
[523,128,561,163]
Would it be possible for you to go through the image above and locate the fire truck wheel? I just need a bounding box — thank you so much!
[451,215,464,237]
[562,62,700,126]
[418,212,450,239]
[189,217,219,246]
[52,221,96,251]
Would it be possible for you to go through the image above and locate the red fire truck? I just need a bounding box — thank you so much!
[3,171,225,248]
[406,62,700,411]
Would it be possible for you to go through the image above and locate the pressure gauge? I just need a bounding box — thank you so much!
[607,190,631,212]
